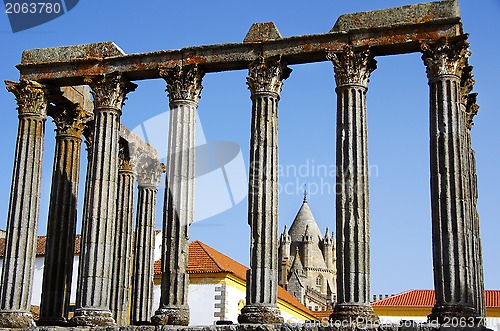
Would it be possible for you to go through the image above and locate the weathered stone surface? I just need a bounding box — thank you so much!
[0,80,48,328]
[239,56,289,325]
[151,307,189,326]
[39,90,91,326]
[17,1,463,83]
[330,304,379,326]
[71,73,136,327]
[21,41,126,64]
[153,65,204,326]
[0,311,35,328]
[69,309,115,327]
[110,142,136,326]
[460,65,485,319]
[2,2,488,329]
[238,306,283,324]
[331,0,460,32]
[131,157,163,325]
[421,36,478,323]
[244,22,282,43]
[328,46,378,323]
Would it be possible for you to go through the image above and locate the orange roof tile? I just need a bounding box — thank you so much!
[313,310,333,321]
[372,290,500,308]
[153,240,315,317]
[0,235,81,257]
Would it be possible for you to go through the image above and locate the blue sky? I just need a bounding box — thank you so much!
[0,0,499,297]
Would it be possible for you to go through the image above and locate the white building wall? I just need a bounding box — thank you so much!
[188,283,218,325]
[224,283,245,323]
[4,256,80,307]
[153,282,219,326]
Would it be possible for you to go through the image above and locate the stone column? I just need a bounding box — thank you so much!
[71,73,136,327]
[0,80,47,328]
[460,65,485,318]
[131,157,163,325]
[152,64,203,326]
[38,94,92,326]
[110,141,136,325]
[327,46,378,323]
[421,37,478,322]
[238,56,291,324]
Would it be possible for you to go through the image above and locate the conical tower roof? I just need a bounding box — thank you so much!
[288,197,327,269]
[288,198,323,244]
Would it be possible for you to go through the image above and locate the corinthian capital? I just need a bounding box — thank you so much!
[5,80,48,116]
[84,73,137,111]
[464,92,479,130]
[159,64,204,104]
[421,37,470,79]
[327,45,377,87]
[47,88,93,137]
[136,155,165,189]
[460,65,475,103]
[247,56,291,95]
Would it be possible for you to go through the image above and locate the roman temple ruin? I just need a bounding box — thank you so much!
[0,0,486,329]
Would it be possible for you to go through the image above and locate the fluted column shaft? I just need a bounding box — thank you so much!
[71,73,136,327]
[460,66,485,318]
[110,154,135,325]
[152,65,203,326]
[328,46,378,323]
[238,56,290,324]
[39,100,91,326]
[131,159,163,325]
[422,37,478,322]
[0,80,47,328]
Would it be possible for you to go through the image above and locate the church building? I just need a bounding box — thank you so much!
[278,196,337,312]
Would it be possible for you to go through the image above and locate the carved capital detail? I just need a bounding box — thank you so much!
[247,56,291,95]
[421,37,470,79]
[84,73,137,111]
[160,65,204,104]
[47,88,93,138]
[136,156,165,188]
[458,64,479,130]
[5,80,48,117]
[119,159,136,172]
[327,46,377,87]
[460,65,475,103]
[83,120,95,155]
[464,92,479,130]
[118,138,135,172]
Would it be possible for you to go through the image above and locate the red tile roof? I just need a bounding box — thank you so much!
[0,235,81,257]
[372,290,500,308]
[154,240,315,317]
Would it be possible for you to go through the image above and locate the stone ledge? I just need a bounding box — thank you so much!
[21,42,126,64]
[330,0,461,32]
[0,323,492,331]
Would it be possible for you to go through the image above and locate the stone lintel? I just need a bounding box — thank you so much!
[60,85,94,113]
[17,1,462,84]
[21,41,126,64]
[331,0,461,33]
[119,124,158,161]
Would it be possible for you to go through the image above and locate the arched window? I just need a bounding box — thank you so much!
[316,275,322,286]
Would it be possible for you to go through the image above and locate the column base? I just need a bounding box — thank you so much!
[0,311,35,328]
[238,305,284,324]
[151,307,189,326]
[428,304,479,325]
[37,316,68,326]
[330,304,379,326]
[69,308,116,327]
